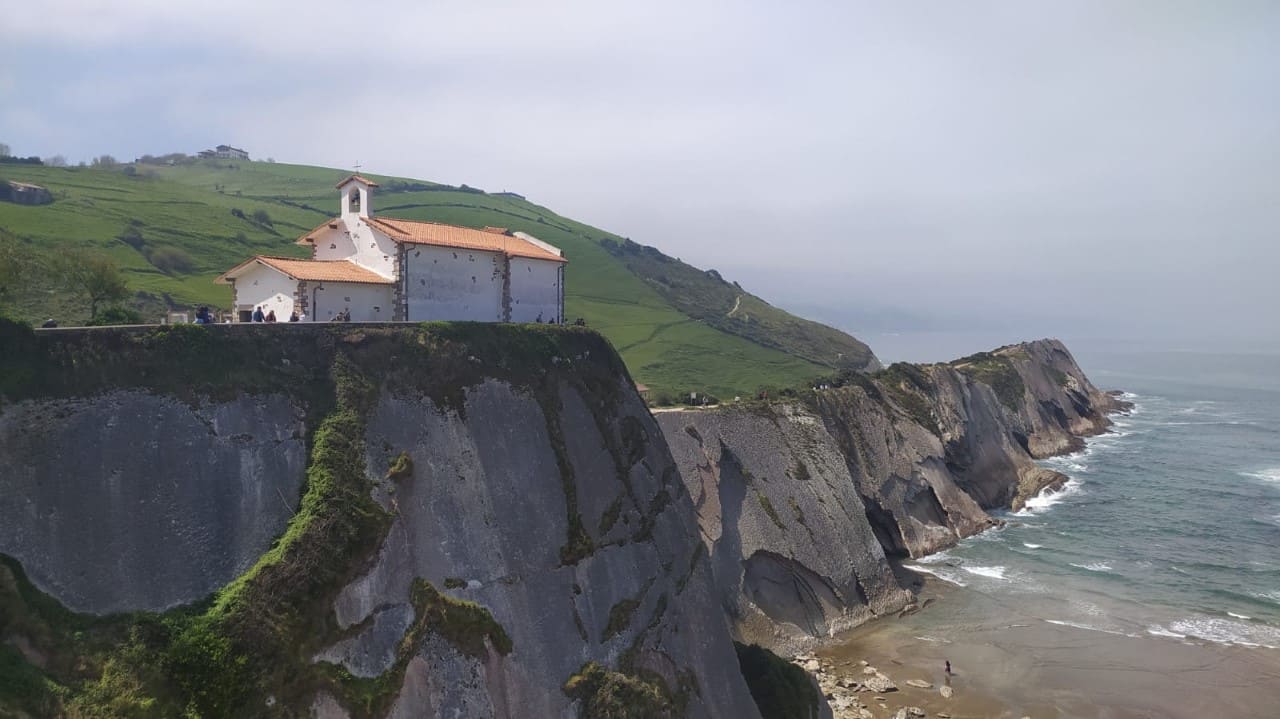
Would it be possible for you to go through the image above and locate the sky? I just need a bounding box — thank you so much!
[3,1,1278,355]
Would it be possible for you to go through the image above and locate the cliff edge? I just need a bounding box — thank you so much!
[0,322,768,719]
[656,339,1124,648]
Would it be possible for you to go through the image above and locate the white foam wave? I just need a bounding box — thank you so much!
[1166,617,1280,649]
[1146,625,1187,639]
[1120,392,1140,400]
[912,550,952,565]
[1044,619,1134,637]
[1240,468,1280,484]
[1070,562,1113,573]
[1228,612,1252,620]
[962,565,1007,580]
[1022,543,1043,549]
[1015,477,1083,516]
[912,635,951,644]
[1252,590,1280,605]
[902,564,967,587]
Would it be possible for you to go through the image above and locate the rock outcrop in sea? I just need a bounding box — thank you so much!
[657,339,1125,647]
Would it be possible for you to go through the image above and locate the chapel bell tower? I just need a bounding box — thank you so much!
[338,175,378,219]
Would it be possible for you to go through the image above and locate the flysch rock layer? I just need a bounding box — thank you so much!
[657,404,912,652]
[657,338,1125,649]
[315,378,761,719]
[812,338,1122,559]
[0,390,306,613]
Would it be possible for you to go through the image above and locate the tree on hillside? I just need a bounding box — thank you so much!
[60,251,129,318]
[91,155,118,168]
[45,155,68,167]
[0,142,9,157]
[252,209,272,226]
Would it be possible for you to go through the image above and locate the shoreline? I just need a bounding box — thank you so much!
[809,572,1280,718]
[798,398,1280,718]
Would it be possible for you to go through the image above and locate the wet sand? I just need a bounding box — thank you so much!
[816,574,1280,718]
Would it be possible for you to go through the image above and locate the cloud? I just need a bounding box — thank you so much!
[3,1,1278,346]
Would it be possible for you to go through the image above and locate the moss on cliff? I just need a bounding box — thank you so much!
[873,362,941,435]
[563,662,675,719]
[950,351,1026,411]
[756,492,786,530]
[734,642,821,719]
[0,321,620,717]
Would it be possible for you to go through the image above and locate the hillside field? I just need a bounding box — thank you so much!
[0,159,876,397]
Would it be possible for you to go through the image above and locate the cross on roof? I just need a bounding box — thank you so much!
[353,160,362,172]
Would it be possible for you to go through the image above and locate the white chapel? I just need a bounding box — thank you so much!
[216,175,566,323]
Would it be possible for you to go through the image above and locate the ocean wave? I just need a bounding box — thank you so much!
[1239,468,1280,484]
[1252,590,1280,605]
[1145,625,1187,639]
[902,564,967,587]
[1250,514,1280,529]
[1022,543,1043,549]
[1070,562,1114,573]
[1163,617,1280,649]
[912,635,951,644]
[1015,476,1083,516]
[1227,611,1252,620]
[1044,619,1135,637]
[962,565,1007,580]
[912,550,952,565]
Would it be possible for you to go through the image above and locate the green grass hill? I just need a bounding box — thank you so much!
[0,159,878,397]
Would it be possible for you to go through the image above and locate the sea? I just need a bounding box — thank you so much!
[838,334,1280,715]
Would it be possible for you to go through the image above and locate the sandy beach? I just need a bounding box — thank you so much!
[809,573,1280,718]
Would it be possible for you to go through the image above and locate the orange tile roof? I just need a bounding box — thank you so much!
[292,215,566,262]
[336,174,380,188]
[215,256,393,285]
[366,217,566,262]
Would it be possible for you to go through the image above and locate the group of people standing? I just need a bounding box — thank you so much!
[247,306,351,322]
[250,306,301,323]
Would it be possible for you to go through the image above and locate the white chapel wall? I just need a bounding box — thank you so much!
[234,264,298,320]
[509,257,563,323]
[310,221,395,279]
[403,244,504,321]
[308,282,393,322]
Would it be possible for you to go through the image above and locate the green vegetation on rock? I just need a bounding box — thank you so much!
[734,642,822,719]
[0,321,619,718]
[562,662,674,719]
[950,350,1027,411]
[408,580,513,658]
[385,451,413,481]
[874,362,941,435]
[756,492,786,530]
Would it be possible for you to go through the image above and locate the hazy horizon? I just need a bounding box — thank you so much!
[3,1,1277,349]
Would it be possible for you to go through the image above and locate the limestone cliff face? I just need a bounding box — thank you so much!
[0,391,306,614]
[315,378,759,718]
[656,338,1122,647]
[816,339,1120,559]
[0,322,762,719]
[656,406,910,653]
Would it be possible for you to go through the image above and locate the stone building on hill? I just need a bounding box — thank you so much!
[198,144,250,160]
[1,180,53,205]
[216,174,566,323]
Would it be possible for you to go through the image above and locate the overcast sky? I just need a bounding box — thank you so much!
[3,1,1277,353]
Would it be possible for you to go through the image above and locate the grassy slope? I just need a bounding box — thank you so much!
[0,160,867,396]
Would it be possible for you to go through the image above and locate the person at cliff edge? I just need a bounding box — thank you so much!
[252,306,265,322]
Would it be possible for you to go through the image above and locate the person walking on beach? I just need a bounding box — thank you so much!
[945,660,952,676]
